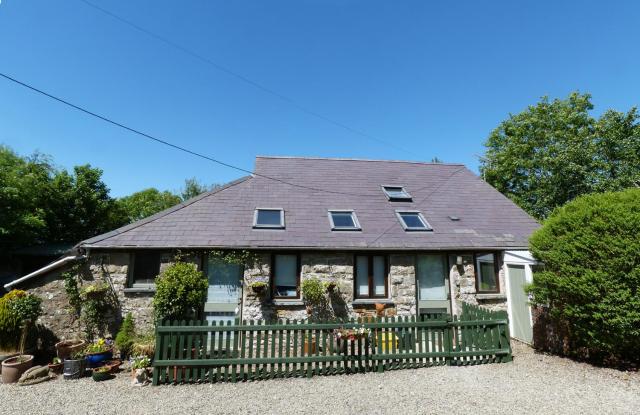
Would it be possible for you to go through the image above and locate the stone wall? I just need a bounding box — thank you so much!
[242,253,416,320]
[14,249,508,341]
[448,253,507,315]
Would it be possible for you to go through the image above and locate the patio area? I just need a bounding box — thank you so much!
[1,342,638,414]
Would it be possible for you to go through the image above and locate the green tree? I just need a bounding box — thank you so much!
[480,92,640,219]
[0,147,51,250]
[153,262,208,321]
[117,188,181,223]
[528,189,640,365]
[45,165,126,243]
[180,177,220,201]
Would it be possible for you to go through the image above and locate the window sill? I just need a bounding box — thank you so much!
[476,293,506,300]
[124,286,156,294]
[352,299,393,305]
[270,299,304,306]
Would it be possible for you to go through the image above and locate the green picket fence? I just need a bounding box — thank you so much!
[152,304,511,385]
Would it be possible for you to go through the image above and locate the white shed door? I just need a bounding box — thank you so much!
[507,264,533,343]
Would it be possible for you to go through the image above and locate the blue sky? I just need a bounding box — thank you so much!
[1,0,639,197]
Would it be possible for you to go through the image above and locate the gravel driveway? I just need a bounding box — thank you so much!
[1,342,638,415]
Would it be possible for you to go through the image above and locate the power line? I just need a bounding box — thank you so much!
[0,71,372,197]
[78,0,412,156]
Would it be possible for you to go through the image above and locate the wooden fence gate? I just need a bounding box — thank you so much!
[152,303,511,385]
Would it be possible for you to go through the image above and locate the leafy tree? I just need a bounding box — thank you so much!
[117,188,181,223]
[0,146,126,250]
[0,147,51,249]
[45,165,126,243]
[528,189,640,365]
[480,92,640,219]
[180,177,219,201]
[153,262,208,321]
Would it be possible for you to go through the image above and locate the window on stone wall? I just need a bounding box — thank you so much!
[130,250,162,287]
[475,252,499,293]
[271,254,300,298]
[354,255,388,299]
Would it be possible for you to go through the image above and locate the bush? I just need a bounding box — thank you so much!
[528,189,640,365]
[153,262,207,321]
[0,290,43,352]
[0,290,26,350]
[301,278,325,305]
[115,313,136,357]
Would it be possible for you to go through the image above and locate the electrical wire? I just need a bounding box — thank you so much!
[78,0,413,156]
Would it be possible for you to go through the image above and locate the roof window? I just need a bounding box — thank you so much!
[396,211,431,231]
[382,186,412,201]
[253,208,285,229]
[328,210,361,231]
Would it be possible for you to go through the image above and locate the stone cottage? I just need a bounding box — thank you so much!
[4,156,540,341]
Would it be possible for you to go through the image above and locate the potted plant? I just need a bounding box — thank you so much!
[1,354,35,384]
[249,281,268,296]
[48,357,63,374]
[80,282,110,301]
[1,292,42,383]
[130,355,152,386]
[115,313,135,360]
[55,339,86,360]
[63,348,87,380]
[92,366,114,382]
[84,338,114,368]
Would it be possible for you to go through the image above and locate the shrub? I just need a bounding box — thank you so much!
[528,189,640,364]
[0,290,27,350]
[301,278,325,305]
[115,313,136,357]
[153,262,207,321]
[9,293,42,324]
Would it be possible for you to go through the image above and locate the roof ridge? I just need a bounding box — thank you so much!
[255,155,465,166]
[78,175,252,247]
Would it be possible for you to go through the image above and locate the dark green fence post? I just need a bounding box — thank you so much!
[498,310,513,362]
[444,314,453,366]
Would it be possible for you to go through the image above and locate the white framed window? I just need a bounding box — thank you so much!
[382,185,412,201]
[253,208,285,229]
[396,210,431,231]
[328,210,361,231]
[476,252,499,293]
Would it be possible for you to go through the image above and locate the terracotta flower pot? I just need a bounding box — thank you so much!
[55,340,86,360]
[1,355,34,384]
[102,359,122,373]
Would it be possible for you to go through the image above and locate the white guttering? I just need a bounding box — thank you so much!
[3,255,85,290]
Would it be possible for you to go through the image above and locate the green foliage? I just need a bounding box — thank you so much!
[131,331,155,358]
[116,188,181,223]
[0,290,27,350]
[249,281,268,293]
[528,189,640,364]
[153,262,208,321]
[115,313,136,357]
[131,355,151,369]
[206,249,258,267]
[480,92,640,219]
[8,294,42,324]
[0,146,127,251]
[180,177,220,201]
[63,269,82,316]
[301,278,326,305]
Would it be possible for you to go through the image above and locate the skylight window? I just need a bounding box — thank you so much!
[328,210,361,231]
[396,211,431,231]
[253,208,285,229]
[382,186,412,201]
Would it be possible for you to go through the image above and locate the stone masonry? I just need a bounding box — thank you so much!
[16,250,506,341]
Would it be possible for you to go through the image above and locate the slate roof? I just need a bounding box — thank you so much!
[80,156,540,251]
